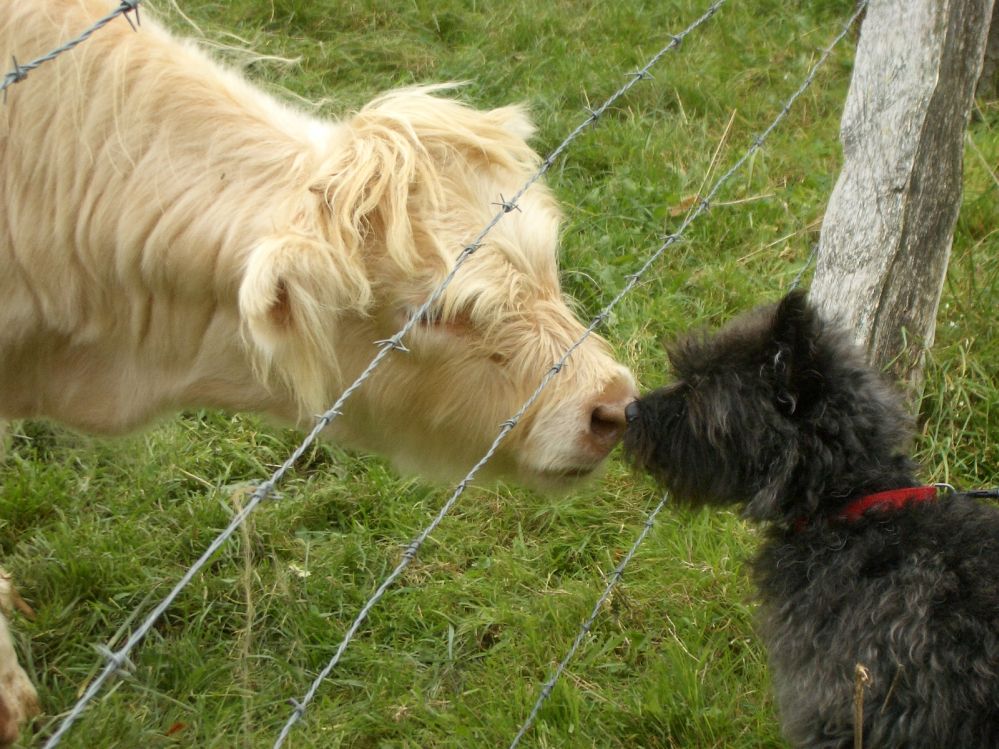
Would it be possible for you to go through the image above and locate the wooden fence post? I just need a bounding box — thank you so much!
[810,0,995,390]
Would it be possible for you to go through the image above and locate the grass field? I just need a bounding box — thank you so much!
[2,1,998,746]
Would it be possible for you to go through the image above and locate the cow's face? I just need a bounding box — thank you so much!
[351,175,636,490]
[239,90,637,490]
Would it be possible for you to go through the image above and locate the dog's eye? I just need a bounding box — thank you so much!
[662,381,691,400]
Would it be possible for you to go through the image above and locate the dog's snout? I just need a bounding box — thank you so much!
[625,400,641,425]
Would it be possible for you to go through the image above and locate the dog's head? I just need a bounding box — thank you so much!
[239,89,636,490]
[623,290,915,522]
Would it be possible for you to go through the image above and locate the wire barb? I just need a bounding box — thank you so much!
[94,645,134,678]
[8,56,25,84]
[120,0,142,30]
[2,57,25,103]
[590,310,610,327]
[493,195,522,214]
[1,1,144,99]
[376,335,410,353]
[315,410,342,428]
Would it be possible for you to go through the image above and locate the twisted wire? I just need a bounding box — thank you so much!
[1,1,140,98]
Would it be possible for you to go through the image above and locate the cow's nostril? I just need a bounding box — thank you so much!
[590,403,627,448]
[582,371,639,458]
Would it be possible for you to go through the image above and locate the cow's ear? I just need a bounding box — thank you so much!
[238,233,371,413]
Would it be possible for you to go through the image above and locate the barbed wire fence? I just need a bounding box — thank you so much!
[4,0,868,744]
[36,1,726,745]
[1,0,141,100]
[273,3,867,745]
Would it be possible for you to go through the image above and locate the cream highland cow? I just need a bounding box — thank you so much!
[0,0,637,740]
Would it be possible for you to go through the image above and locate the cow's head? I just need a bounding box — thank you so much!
[239,89,637,490]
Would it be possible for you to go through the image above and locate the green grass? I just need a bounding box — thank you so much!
[3,1,998,746]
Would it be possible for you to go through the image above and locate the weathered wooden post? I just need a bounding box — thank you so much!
[810,0,995,390]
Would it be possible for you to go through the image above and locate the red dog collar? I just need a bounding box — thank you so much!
[836,485,938,522]
[794,485,938,532]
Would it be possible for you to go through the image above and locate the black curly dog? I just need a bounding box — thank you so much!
[623,290,999,748]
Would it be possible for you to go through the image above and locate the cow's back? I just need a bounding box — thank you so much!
[0,1,325,431]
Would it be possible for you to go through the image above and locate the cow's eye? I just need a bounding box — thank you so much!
[403,305,443,327]
[413,306,444,326]
[404,305,472,337]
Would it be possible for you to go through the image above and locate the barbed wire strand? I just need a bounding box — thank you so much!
[1,1,141,99]
[274,1,869,744]
[40,412,331,749]
[789,242,818,291]
[508,491,671,749]
[505,3,867,743]
[41,2,725,745]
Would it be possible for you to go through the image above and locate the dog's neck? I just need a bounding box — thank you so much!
[793,484,939,532]
[837,486,938,522]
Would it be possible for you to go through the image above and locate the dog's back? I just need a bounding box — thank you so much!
[756,494,999,748]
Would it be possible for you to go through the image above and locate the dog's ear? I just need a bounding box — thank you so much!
[239,233,371,414]
[769,290,823,416]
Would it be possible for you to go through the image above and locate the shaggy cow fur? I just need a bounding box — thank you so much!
[624,291,999,748]
[0,571,36,747]
[0,1,637,740]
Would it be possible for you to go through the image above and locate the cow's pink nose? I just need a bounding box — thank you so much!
[590,403,628,451]
[585,376,639,455]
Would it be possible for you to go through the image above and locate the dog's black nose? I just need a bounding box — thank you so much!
[625,400,641,424]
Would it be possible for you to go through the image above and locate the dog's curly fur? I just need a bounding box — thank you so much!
[624,290,999,748]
